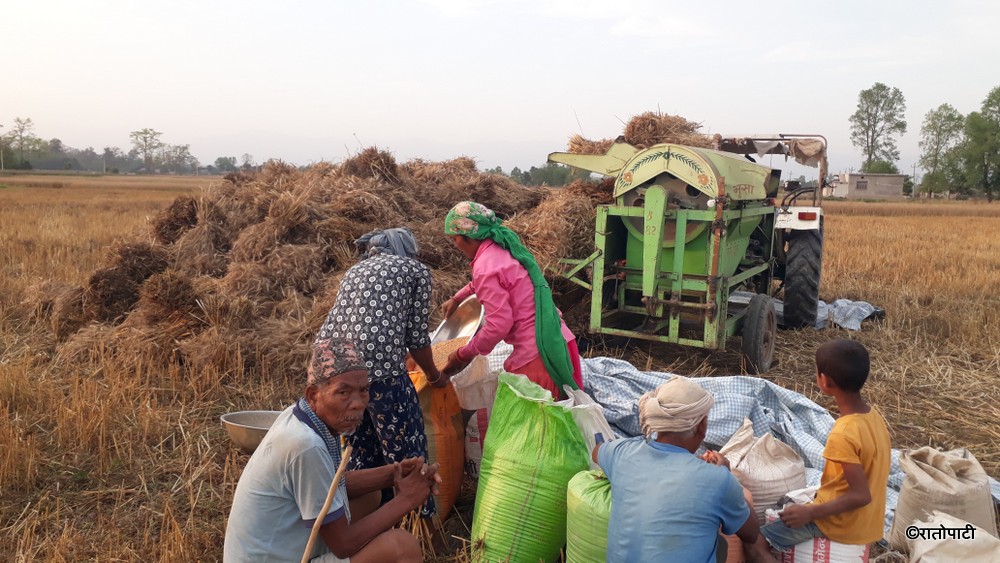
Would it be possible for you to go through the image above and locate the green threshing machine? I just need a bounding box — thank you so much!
[549,135,828,373]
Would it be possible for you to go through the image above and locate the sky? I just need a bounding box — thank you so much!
[5,0,1000,180]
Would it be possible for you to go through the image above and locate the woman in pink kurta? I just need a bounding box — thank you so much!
[439,203,583,399]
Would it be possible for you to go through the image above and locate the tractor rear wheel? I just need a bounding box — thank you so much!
[742,294,776,374]
[783,228,823,328]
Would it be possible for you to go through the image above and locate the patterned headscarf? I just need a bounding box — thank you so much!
[355,227,419,259]
[307,337,369,386]
[443,201,578,394]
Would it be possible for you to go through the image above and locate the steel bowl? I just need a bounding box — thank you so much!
[221,410,282,453]
[431,296,484,344]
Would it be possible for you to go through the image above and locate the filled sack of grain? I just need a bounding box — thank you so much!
[907,510,1000,562]
[408,368,464,519]
[764,509,870,563]
[464,408,490,479]
[470,373,590,562]
[889,446,999,551]
[721,419,807,524]
[566,470,612,563]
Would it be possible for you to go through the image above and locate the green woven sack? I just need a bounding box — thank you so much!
[471,373,591,562]
[566,470,611,563]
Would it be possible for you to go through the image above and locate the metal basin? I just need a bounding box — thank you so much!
[431,296,483,344]
[221,410,282,453]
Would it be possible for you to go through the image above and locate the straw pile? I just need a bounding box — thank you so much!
[36,150,602,381]
[623,111,714,149]
[567,111,714,155]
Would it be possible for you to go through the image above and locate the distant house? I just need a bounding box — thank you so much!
[830,173,905,199]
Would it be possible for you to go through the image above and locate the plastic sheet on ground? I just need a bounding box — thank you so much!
[816,299,885,331]
[581,357,1000,537]
[729,291,884,331]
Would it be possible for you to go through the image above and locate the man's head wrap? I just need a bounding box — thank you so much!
[355,227,418,259]
[307,337,369,386]
[638,376,715,437]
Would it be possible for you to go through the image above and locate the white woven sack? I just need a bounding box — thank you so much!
[908,510,1000,562]
[764,510,870,563]
[889,447,999,551]
[450,355,497,411]
[559,386,618,470]
[721,419,807,524]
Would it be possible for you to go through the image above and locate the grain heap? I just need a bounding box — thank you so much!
[31,148,599,381]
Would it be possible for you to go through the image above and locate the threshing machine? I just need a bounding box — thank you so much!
[549,135,827,373]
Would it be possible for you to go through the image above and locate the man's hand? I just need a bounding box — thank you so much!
[440,298,459,320]
[442,351,471,377]
[778,503,815,528]
[421,462,442,496]
[700,450,730,469]
[398,457,424,478]
[392,461,432,507]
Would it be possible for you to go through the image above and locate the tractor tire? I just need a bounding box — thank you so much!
[783,228,823,329]
[742,294,776,374]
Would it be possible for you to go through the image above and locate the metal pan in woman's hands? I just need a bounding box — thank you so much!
[431,296,483,344]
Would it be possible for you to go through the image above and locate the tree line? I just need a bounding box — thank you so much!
[0,119,256,175]
[849,83,1000,201]
[484,163,590,186]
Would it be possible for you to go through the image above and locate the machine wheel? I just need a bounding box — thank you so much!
[783,227,823,328]
[742,294,776,374]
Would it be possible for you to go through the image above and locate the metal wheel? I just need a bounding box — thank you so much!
[783,226,823,328]
[742,294,776,374]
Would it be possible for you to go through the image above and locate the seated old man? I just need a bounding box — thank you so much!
[223,337,440,563]
[593,376,776,563]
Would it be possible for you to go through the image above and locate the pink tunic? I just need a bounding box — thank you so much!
[453,240,583,395]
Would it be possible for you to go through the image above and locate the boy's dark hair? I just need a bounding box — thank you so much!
[815,339,870,392]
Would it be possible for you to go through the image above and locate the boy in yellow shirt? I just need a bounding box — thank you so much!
[761,339,891,549]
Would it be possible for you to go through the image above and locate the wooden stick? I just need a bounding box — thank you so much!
[301,444,353,563]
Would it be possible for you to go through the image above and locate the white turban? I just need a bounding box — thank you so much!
[638,376,714,437]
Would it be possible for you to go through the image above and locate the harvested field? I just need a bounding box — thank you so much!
[1,168,999,560]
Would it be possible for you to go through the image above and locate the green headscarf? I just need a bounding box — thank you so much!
[444,201,578,394]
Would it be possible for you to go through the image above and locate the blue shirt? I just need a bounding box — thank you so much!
[598,436,750,563]
[223,407,349,562]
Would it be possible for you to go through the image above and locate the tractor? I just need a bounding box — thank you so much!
[549,134,827,373]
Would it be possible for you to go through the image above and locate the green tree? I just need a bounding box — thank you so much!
[161,144,198,173]
[849,83,907,171]
[509,166,524,184]
[215,156,238,172]
[8,117,40,168]
[960,86,1000,202]
[129,128,164,173]
[864,159,899,174]
[918,103,965,197]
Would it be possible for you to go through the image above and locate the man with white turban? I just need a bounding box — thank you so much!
[593,376,776,563]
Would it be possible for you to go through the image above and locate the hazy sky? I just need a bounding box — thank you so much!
[6,0,999,179]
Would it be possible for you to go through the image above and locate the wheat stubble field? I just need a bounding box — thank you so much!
[1,175,998,561]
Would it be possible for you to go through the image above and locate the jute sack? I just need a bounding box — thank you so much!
[470,373,590,562]
[908,510,1000,562]
[721,419,806,524]
[889,446,998,551]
